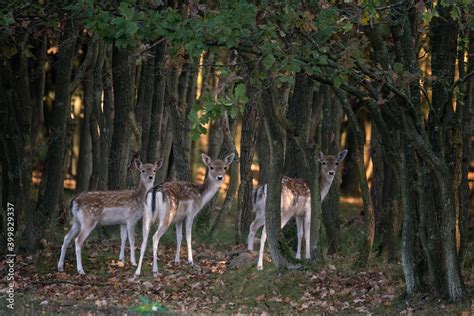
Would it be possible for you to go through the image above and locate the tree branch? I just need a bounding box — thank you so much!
[70,40,98,94]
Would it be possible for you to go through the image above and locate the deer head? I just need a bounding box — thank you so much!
[201,153,235,182]
[319,149,348,177]
[134,158,164,187]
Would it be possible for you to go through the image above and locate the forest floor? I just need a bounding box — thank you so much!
[1,202,473,315]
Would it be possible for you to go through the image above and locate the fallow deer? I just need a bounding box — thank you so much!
[58,158,163,275]
[248,150,348,270]
[134,153,235,276]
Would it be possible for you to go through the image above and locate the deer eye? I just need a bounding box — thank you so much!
[153,169,156,172]
[322,162,326,166]
[224,166,227,170]
[210,166,214,170]
[335,162,339,166]
[141,170,145,173]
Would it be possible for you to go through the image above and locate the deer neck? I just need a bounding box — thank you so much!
[198,177,221,208]
[319,172,336,201]
[133,180,152,202]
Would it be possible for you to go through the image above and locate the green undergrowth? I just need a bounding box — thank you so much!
[214,266,307,312]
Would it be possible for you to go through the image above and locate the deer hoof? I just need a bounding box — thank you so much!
[78,269,85,275]
[257,265,263,271]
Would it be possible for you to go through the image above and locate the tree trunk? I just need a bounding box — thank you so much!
[321,87,342,255]
[89,42,106,191]
[458,26,473,259]
[35,19,78,248]
[138,57,156,162]
[259,82,293,270]
[98,46,114,190]
[256,124,270,185]
[284,74,313,178]
[399,136,420,295]
[237,84,260,242]
[166,75,192,181]
[147,42,167,164]
[207,119,224,160]
[76,42,98,192]
[337,92,375,267]
[428,5,465,301]
[30,34,47,144]
[108,45,134,190]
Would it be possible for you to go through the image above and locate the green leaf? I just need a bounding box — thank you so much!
[263,53,276,70]
[126,22,138,35]
[234,83,246,98]
[139,295,150,304]
[394,62,403,73]
[333,76,343,88]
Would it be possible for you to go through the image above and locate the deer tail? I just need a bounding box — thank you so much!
[69,197,77,219]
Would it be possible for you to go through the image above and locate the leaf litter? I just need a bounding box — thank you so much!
[1,241,470,314]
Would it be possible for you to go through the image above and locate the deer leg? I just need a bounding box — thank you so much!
[119,224,127,262]
[295,216,304,259]
[75,222,97,275]
[127,221,137,266]
[304,213,311,259]
[247,214,264,252]
[58,221,80,272]
[152,221,171,276]
[185,215,195,265]
[175,222,183,264]
[257,225,267,270]
[134,207,152,277]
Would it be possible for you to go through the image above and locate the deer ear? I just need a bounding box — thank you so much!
[318,151,324,162]
[201,153,212,166]
[155,158,164,170]
[224,153,235,165]
[134,158,143,170]
[337,149,348,161]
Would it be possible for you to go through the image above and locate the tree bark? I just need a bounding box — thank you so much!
[237,84,260,242]
[76,42,98,192]
[138,57,156,162]
[108,45,134,190]
[337,91,375,267]
[427,4,465,301]
[89,41,106,191]
[147,42,167,165]
[321,87,342,255]
[284,74,313,178]
[399,135,420,296]
[258,82,294,270]
[98,46,114,190]
[30,34,47,144]
[166,75,192,181]
[458,25,473,260]
[35,19,78,248]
